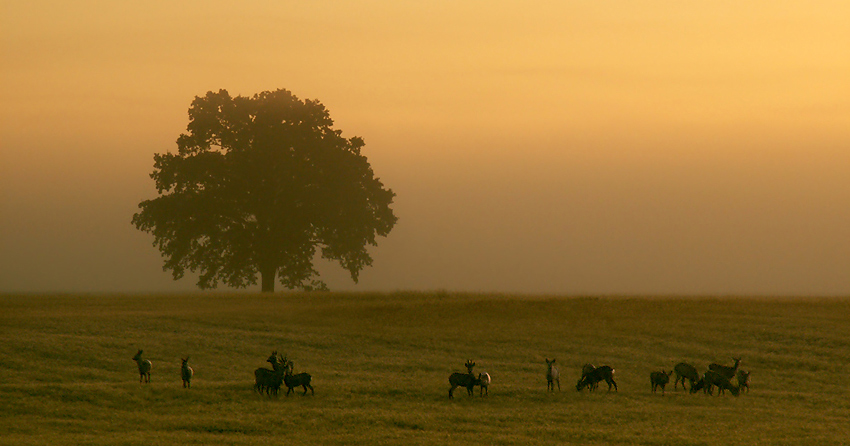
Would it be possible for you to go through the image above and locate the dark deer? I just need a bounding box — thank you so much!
[576,365,617,392]
[577,363,597,391]
[254,351,283,396]
[181,357,193,388]
[282,357,314,396]
[690,376,705,394]
[546,358,560,392]
[449,360,478,399]
[697,370,740,396]
[132,349,152,384]
[736,370,750,393]
[650,370,672,394]
[708,357,741,380]
[673,362,699,391]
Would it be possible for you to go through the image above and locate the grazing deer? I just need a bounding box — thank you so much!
[708,357,741,380]
[578,363,597,391]
[650,370,672,394]
[546,358,560,392]
[181,357,194,388]
[673,362,699,391]
[132,350,152,384]
[478,372,490,396]
[690,376,705,394]
[449,360,478,399]
[576,365,617,392]
[282,357,314,396]
[699,370,740,396]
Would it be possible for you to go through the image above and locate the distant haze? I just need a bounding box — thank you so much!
[2,1,849,295]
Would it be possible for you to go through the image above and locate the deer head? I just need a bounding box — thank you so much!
[267,351,280,365]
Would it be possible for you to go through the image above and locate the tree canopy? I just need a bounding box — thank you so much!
[132,89,397,292]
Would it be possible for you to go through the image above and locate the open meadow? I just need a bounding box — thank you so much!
[1,292,849,445]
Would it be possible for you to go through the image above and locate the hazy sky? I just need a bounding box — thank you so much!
[2,1,849,295]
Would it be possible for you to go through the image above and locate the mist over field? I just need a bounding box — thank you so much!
[2,1,850,295]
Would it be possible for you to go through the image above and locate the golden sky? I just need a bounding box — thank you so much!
[2,1,849,294]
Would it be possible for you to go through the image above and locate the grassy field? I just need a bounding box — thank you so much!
[1,292,849,445]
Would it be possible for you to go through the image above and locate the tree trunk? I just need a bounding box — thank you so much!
[261,268,276,293]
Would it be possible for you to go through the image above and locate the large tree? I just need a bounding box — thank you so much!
[132,89,397,292]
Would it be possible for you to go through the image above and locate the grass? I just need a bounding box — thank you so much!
[1,292,849,445]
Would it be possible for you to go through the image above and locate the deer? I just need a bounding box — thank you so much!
[254,351,283,396]
[478,372,490,396]
[132,350,152,384]
[449,360,479,399]
[650,370,672,394]
[673,362,699,391]
[708,357,741,380]
[267,352,290,396]
[181,357,193,388]
[577,363,597,391]
[546,358,560,392]
[736,370,750,393]
[576,365,617,392]
[697,370,740,396]
[282,356,314,396]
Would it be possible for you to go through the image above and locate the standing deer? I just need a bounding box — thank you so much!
[708,357,741,380]
[254,351,283,396]
[650,370,672,394]
[478,372,490,396]
[673,363,699,391]
[546,358,560,392]
[736,370,750,393]
[448,360,478,399]
[181,357,193,388]
[282,356,314,396]
[132,350,152,384]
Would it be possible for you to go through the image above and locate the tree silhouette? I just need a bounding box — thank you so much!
[132,89,397,292]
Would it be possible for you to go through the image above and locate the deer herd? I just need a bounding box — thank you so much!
[448,356,748,398]
[651,357,750,396]
[132,349,749,398]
